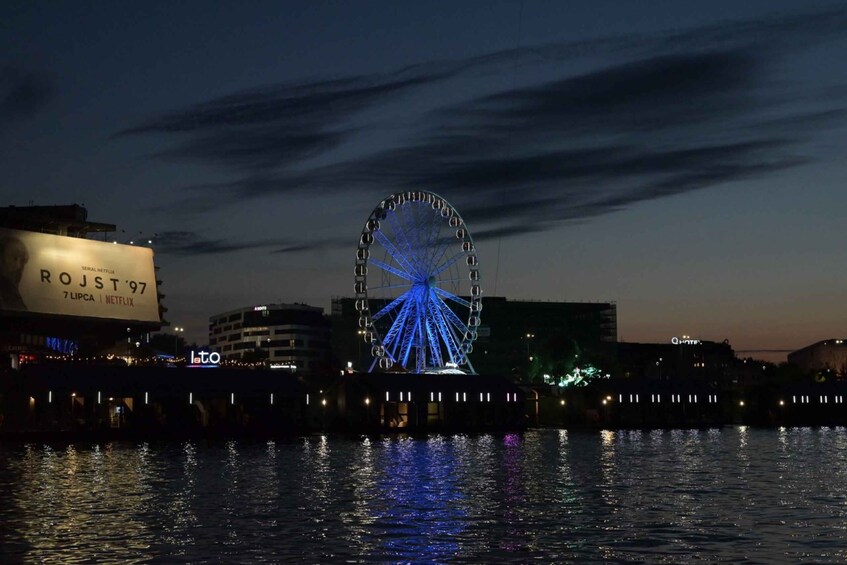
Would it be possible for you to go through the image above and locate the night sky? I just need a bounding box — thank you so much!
[2,1,846,360]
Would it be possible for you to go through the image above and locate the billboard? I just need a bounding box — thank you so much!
[0,227,160,323]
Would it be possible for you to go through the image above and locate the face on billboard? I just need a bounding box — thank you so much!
[0,237,29,284]
[0,227,161,323]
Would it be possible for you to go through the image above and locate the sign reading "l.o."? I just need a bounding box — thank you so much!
[190,350,221,366]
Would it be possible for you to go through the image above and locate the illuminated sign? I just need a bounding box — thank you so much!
[0,227,160,322]
[672,336,701,345]
[254,305,268,311]
[46,337,79,355]
[188,350,221,367]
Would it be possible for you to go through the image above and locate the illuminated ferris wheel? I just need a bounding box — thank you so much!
[354,191,482,374]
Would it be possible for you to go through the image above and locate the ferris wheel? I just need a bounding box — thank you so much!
[355,191,482,374]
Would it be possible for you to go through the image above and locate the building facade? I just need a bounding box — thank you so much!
[332,296,617,377]
[468,298,618,377]
[209,303,332,373]
[618,339,735,383]
[788,340,847,376]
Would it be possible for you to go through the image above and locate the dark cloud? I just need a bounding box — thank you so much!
[154,231,281,256]
[119,73,446,135]
[452,140,808,230]
[0,67,54,125]
[154,127,348,171]
[472,223,550,242]
[270,238,347,254]
[124,7,847,242]
[119,70,453,173]
[447,50,755,140]
[270,243,319,254]
[153,230,343,257]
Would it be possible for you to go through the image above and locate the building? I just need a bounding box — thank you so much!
[332,296,617,377]
[0,204,164,367]
[209,303,332,373]
[469,298,617,377]
[618,338,735,383]
[0,204,120,238]
[788,340,847,376]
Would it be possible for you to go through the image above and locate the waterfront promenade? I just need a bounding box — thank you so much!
[2,364,845,440]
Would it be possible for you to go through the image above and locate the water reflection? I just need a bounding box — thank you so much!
[361,435,465,562]
[4,429,847,562]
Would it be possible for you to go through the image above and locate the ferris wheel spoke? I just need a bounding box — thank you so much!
[428,298,457,364]
[368,282,413,291]
[405,207,435,276]
[417,308,428,373]
[383,300,414,361]
[429,297,462,364]
[432,250,467,277]
[372,290,411,321]
[428,235,453,278]
[425,317,442,368]
[416,208,439,269]
[432,287,471,308]
[424,213,448,272]
[369,258,413,282]
[433,277,463,285]
[373,230,417,277]
[400,307,419,368]
[387,207,423,276]
[434,294,470,335]
[383,296,414,345]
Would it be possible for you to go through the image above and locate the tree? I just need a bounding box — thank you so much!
[149,332,187,357]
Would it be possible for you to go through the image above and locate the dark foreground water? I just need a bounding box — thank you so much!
[2,428,847,563]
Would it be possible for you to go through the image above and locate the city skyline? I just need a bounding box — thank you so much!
[2,1,846,360]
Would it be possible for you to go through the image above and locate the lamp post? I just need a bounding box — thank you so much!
[174,327,184,359]
[357,329,365,370]
[525,333,535,381]
[525,333,535,358]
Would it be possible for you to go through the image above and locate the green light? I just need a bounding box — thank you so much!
[556,364,609,388]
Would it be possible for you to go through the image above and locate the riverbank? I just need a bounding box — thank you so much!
[2,365,845,440]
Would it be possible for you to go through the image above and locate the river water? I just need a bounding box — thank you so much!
[2,427,847,563]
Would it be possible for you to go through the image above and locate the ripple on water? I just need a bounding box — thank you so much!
[2,429,847,562]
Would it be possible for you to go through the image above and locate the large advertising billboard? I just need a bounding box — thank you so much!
[0,227,160,323]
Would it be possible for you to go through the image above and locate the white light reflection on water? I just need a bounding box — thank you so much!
[3,429,847,562]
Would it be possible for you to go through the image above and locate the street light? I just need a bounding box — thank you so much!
[524,332,536,381]
[174,327,184,358]
[357,329,366,369]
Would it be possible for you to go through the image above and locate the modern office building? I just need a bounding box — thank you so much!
[209,303,332,373]
[788,339,847,376]
[332,296,617,376]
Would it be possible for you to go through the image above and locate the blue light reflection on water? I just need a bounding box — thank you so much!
[3,428,847,562]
